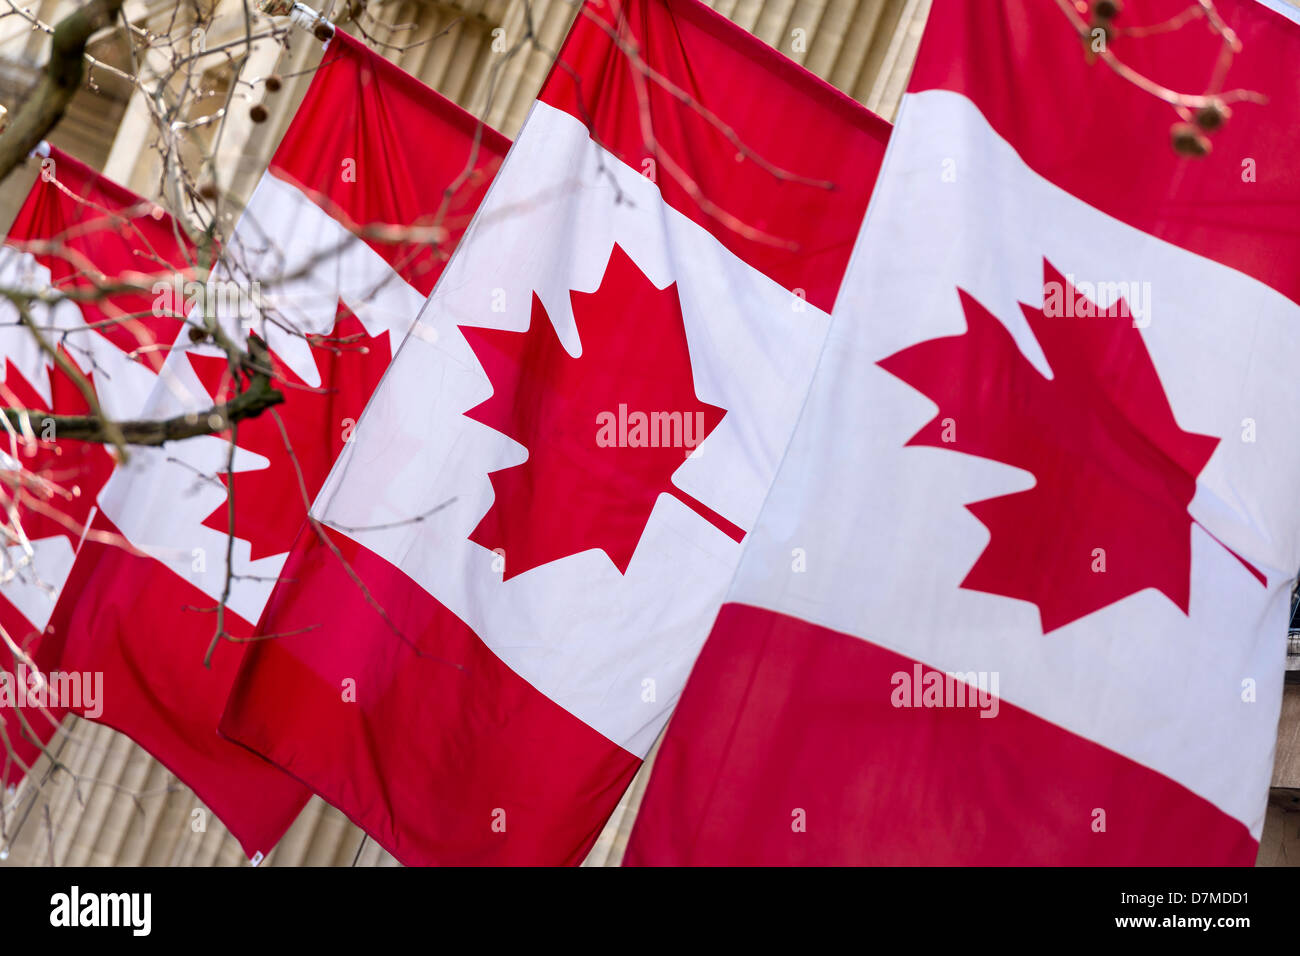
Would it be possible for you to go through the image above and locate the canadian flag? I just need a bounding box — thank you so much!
[46,29,508,857]
[625,0,1300,865]
[218,0,890,865]
[0,148,192,791]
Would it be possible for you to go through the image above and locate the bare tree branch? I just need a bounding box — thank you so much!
[0,0,128,184]
[1,335,283,446]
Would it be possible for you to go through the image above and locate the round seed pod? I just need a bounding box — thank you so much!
[1193,100,1229,131]
[1170,122,1211,157]
[1094,0,1122,21]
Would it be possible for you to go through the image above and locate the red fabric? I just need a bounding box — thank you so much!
[8,148,196,370]
[221,526,640,865]
[189,306,392,561]
[624,604,1258,865]
[0,354,109,787]
[876,260,1228,633]
[539,0,889,312]
[626,0,1300,867]
[269,30,509,297]
[461,243,728,579]
[47,513,310,854]
[0,592,65,790]
[1,148,194,790]
[220,0,891,865]
[44,33,510,856]
[909,0,1300,307]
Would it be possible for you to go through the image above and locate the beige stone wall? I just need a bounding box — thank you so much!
[2,0,1297,867]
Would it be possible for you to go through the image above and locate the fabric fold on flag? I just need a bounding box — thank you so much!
[219,0,890,865]
[625,0,1300,866]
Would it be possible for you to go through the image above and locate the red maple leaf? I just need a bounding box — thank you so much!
[0,357,114,546]
[461,243,734,581]
[189,304,390,561]
[877,258,1260,633]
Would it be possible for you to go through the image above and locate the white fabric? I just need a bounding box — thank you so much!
[0,247,157,628]
[724,89,1300,836]
[314,102,833,756]
[96,174,427,624]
